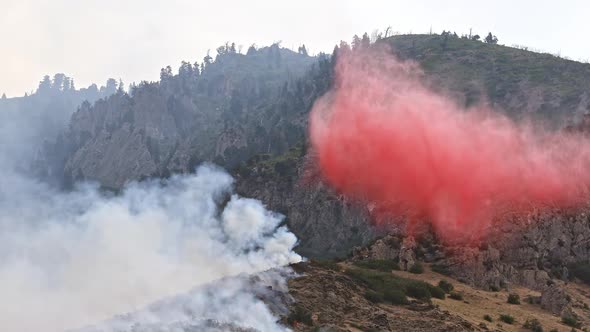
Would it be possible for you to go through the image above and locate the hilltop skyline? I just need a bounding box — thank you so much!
[1,0,589,97]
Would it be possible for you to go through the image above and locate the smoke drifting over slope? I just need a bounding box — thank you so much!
[0,88,301,331]
[0,166,301,331]
[75,269,293,332]
[310,46,590,243]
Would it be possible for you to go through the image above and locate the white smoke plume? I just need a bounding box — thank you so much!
[0,165,302,332]
[75,269,294,332]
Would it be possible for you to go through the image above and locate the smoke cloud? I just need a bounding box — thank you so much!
[0,88,302,331]
[0,165,301,331]
[310,46,590,243]
[0,67,304,332]
[75,269,293,332]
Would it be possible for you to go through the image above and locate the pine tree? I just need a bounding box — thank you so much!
[38,75,52,94]
[203,51,213,66]
[160,66,173,82]
[63,77,72,91]
[351,35,362,50]
[361,32,371,48]
[298,44,308,56]
[179,61,193,77]
[484,32,498,44]
[53,73,66,90]
[193,61,200,76]
[247,44,257,55]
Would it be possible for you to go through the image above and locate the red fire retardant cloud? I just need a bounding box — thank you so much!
[309,46,590,244]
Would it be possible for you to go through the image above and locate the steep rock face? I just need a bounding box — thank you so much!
[57,36,590,190]
[60,46,322,189]
[66,123,159,189]
[352,235,403,261]
[235,152,378,258]
[439,210,590,315]
[540,283,572,315]
[51,37,590,261]
[443,210,590,290]
[354,209,590,316]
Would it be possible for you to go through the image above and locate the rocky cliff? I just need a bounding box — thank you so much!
[233,147,380,258]
[352,208,590,318]
[59,45,323,189]
[55,35,590,189]
[45,35,590,263]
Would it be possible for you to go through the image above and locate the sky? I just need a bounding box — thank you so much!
[1,0,589,97]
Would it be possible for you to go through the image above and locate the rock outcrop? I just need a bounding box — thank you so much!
[235,152,379,258]
[441,210,590,290]
[59,46,320,189]
[352,208,590,317]
[540,283,572,315]
[286,262,479,332]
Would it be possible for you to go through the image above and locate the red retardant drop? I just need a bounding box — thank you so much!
[309,46,590,244]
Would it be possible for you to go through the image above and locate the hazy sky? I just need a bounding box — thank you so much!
[1,0,589,97]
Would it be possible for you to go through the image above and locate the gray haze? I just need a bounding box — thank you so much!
[2,0,590,96]
[0,74,301,331]
[0,164,301,331]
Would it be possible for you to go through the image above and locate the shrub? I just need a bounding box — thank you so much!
[438,280,454,293]
[354,259,400,272]
[523,318,543,332]
[409,262,424,274]
[489,284,500,292]
[365,290,384,303]
[383,288,409,305]
[569,262,590,284]
[287,305,313,326]
[311,259,340,271]
[562,316,581,328]
[349,323,364,330]
[406,282,432,300]
[483,314,493,322]
[428,285,446,299]
[500,314,515,324]
[508,293,521,304]
[549,329,558,332]
[431,263,451,276]
[449,291,464,300]
[345,268,435,305]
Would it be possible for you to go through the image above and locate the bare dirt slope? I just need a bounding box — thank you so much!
[285,262,590,332]
[395,267,590,332]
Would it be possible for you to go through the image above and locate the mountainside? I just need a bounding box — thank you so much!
[59,45,323,189]
[234,147,379,258]
[234,35,590,258]
[283,259,590,332]
[53,34,590,189]
[0,74,117,182]
[41,35,590,259]
[18,33,590,331]
[389,34,590,125]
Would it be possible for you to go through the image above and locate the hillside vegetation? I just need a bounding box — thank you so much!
[286,260,590,331]
[388,34,590,124]
[36,34,590,258]
[234,35,590,258]
[55,44,325,189]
